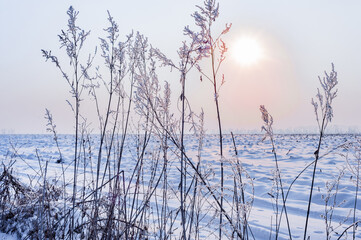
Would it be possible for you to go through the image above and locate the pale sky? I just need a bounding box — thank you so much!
[1,0,361,134]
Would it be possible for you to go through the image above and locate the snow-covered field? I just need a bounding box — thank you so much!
[0,133,360,239]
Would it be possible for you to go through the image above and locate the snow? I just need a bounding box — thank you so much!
[0,233,16,240]
[0,133,360,239]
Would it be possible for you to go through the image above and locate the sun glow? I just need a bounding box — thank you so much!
[232,37,264,67]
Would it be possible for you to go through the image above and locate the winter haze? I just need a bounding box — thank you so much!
[1,0,361,133]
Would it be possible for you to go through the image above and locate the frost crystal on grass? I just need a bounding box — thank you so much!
[260,105,274,140]
[312,63,338,131]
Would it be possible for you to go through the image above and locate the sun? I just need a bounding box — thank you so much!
[232,37,264,67]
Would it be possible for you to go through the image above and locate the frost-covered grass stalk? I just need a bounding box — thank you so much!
[304,63,338,240]
[41,6,93,239]
[45,109,63,163]
[259,105,292,240]
[44,109,67,237]
[89,11,131,238]
[188,111,205,239]
[152,8,209,237]
[132,41,175,236]
[321,169,346,240]
[345,140,361,239]
[230,132,254,240]
[189,0,231,237]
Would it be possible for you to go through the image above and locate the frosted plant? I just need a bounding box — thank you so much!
[186,110,207,239]
[268,168,280,235]
[230,132,254,240]
[344,140,361,239]
[157,81,173,239]
[134,33,160,122]
[151,3,212,237]
[152,1,241,237]
[260,105,274,141]
[311,63,338,132]
[29,3,255,239]
[132,32,193,239]
[260,105,292,240]
[320,169,348,240]
[186,1,231,237]
[42,7,92,98]
[154,36,242,237]
[41,6,94,239]
[89,12,134,239]
[45,109,62,163]
[304,64,338,240]
[44,108,67,236]
[158,81,176,134]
